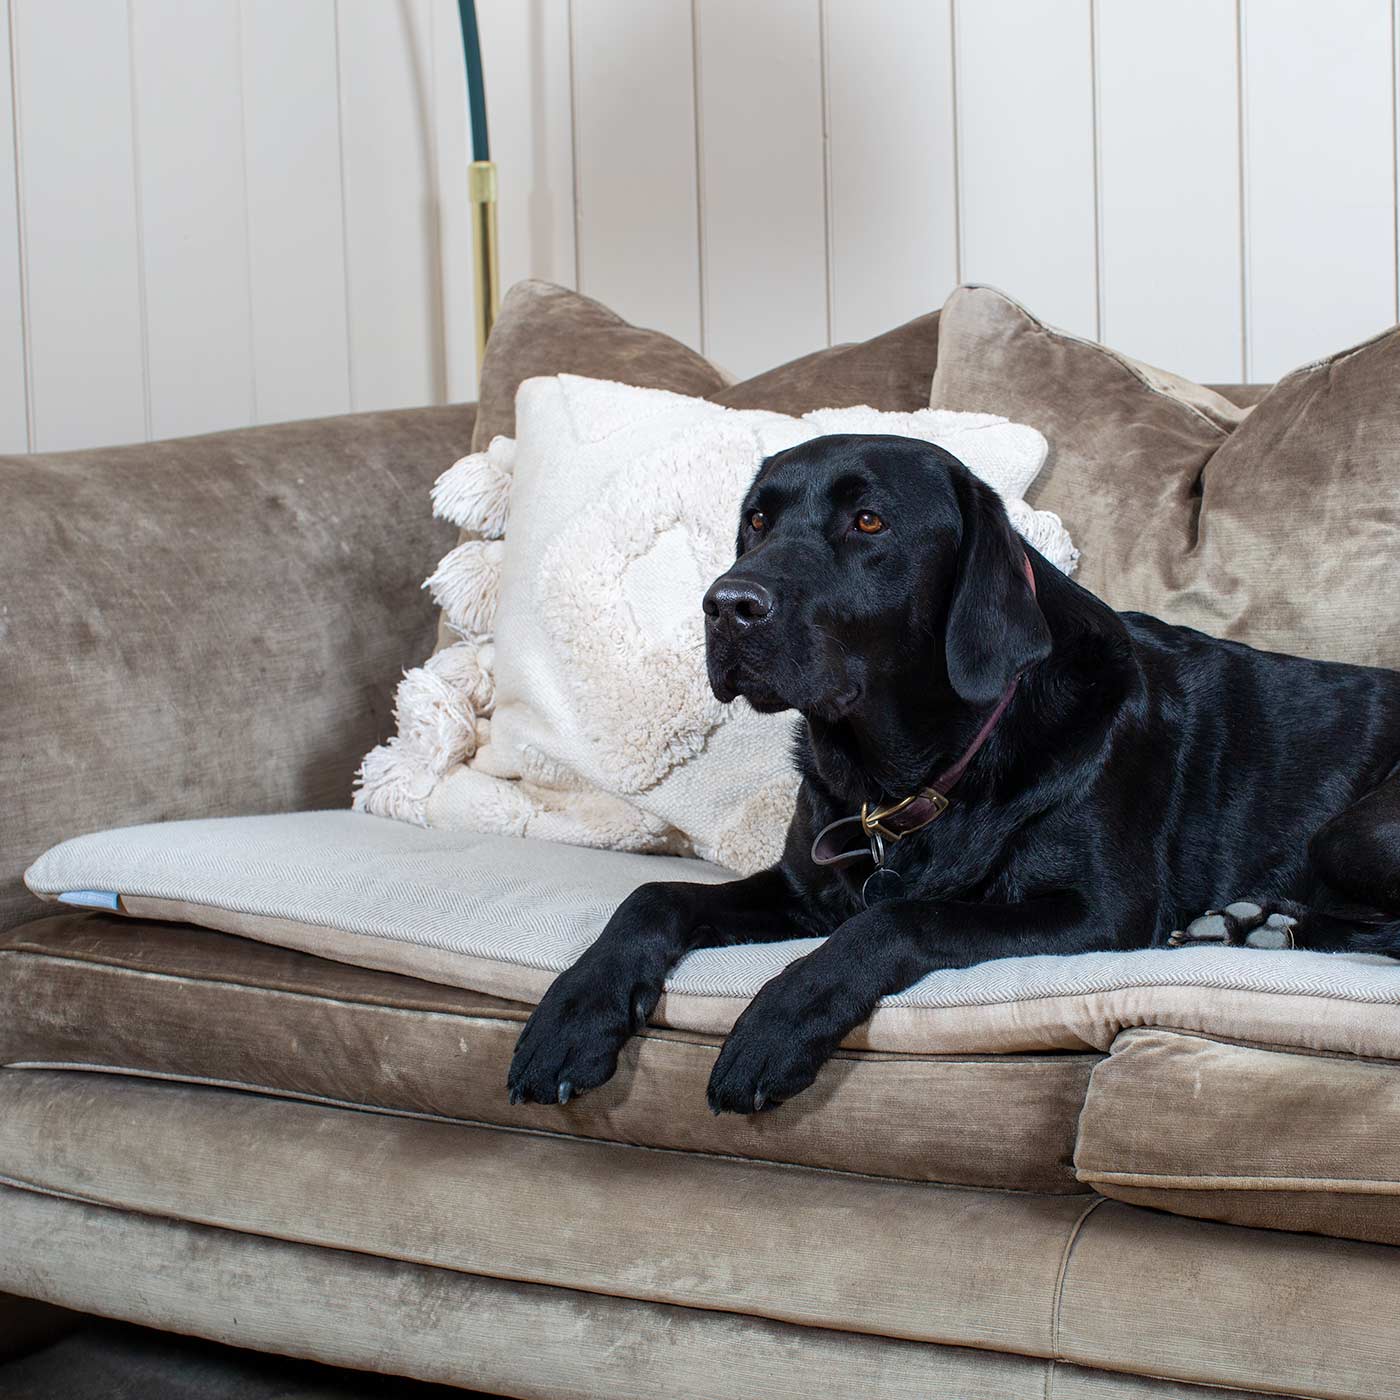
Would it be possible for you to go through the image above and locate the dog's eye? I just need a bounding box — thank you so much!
[749,511,767,533]
[854,510,885,535]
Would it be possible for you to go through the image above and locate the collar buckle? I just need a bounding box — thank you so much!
[860,787,950,842]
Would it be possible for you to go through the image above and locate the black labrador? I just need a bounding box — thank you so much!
[508,434,1400,1114]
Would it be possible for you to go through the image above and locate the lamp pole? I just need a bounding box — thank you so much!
[457,0,499,378]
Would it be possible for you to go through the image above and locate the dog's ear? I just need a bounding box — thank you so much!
[945,477,1051,705]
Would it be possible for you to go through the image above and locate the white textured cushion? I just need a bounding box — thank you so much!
[412,376,1075,873]
[25,812,1400,1060]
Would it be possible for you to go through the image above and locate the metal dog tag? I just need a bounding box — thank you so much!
[861,865,904,908]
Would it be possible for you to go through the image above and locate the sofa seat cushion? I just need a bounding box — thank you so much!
[3,1071,1400,1400]
[24,811,1400,1060]
[1076,1027,1400,1247]
[0,913,1094,1192]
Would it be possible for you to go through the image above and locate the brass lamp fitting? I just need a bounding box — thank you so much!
[469,159,500,374]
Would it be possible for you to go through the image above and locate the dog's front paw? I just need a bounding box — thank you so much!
[706,1012,827,1115]
[506,962,658,1106]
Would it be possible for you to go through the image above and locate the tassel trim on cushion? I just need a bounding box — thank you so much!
[424,538,505,637]
[431,436,515,538]
[354,638,496,825]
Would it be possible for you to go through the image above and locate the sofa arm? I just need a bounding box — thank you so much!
[1,403,474,933]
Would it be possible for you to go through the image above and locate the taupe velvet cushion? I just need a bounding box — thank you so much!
[1207,383,1272,409]
[474,281,942,453]
[929,285,1248,610]
[0,405,472,935]
[1175,325,1400,667]
[0,913,1095,1192]
[3,1072,1397,1399]
[441,282,942,647]
[930,286,1400,672]
[471,281,729,451]
[1077,1027,1400,1247]
[710,308,941,416]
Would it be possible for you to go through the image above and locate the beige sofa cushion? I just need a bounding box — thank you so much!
[476,281,944,452]
[1,913,1095,1193]
[1173,323,1400,668]
[931,285,1400,672]
[24,812,1400,1060]
[711,308,941,416]
[1076,1026,1400,1247]
[0,1070,1096,1356]
[472,281,729,450]
[13,1190,1311,1400]
[929,285,1247,610]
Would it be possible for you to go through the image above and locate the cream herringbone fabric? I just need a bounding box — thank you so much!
[25,813,1400,1058]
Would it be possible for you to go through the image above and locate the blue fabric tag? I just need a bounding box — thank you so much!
[56,890,122,911]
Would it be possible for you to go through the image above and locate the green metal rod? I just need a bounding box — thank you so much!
[456,0,489,163]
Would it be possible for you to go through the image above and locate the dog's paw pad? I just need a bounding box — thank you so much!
[1245,912,1297,949]
[1223,901,1262,921]
[1171,911,1229,945]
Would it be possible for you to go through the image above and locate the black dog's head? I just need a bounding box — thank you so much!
[702,434,1050,721]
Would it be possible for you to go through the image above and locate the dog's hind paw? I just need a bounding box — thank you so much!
[1168,900,1298,950]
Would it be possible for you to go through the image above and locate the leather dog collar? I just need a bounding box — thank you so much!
[811,552,1036,869]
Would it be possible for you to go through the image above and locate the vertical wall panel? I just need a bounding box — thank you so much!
[337,0,444,414]
[571,0,701,350]
[955,0,1098,338]
[131,0,254,441]
[9,5,1400,453]
[241,0,350,425]
[696,0,828,376]
[1243,0,1396,381]
[0,0,28,452]
[824,0,957,345]
[13,0,147,451]
[1097,0,1242,381]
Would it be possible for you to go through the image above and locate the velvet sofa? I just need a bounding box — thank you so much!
[4,285,1400,1400]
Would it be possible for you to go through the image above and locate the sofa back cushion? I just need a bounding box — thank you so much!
[710,308,940,416]
[931,285,1400,670]
[472,281,729,450]
[1181,326,1400,667]
[436,280,944,652]
[476,281,943,451]
[929,285,1248,611]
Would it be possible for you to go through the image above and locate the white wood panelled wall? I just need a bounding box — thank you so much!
[3,1,1399,456]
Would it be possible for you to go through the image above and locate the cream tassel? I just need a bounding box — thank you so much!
[424,538,505,637]
[430,435,515,538]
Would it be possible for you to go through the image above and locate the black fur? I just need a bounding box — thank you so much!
[508,435,1400,1114]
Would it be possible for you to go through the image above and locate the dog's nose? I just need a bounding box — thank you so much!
[703,577,774,628]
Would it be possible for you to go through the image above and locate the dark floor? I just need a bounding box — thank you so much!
[0,1317,493,1400]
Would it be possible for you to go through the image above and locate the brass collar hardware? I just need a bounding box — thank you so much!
[860,788,951,842]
